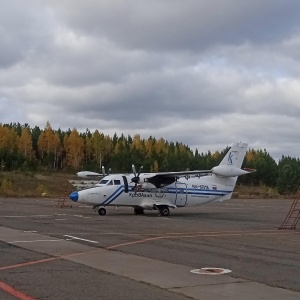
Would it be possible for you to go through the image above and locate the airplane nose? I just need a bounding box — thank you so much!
[69,191,79,202]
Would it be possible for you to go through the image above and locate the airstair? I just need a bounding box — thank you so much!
[278,186,300,229]
[57,182,73,208]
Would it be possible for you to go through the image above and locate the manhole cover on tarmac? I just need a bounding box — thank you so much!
[190,267,232,275]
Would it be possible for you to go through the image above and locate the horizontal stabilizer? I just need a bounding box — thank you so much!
[212,166,254,177]
[243,168,256,173]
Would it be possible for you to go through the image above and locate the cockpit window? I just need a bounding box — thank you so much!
[98,179,121,185]
[99,179,109,185]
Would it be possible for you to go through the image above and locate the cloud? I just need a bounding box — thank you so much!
[1,0,300,161]
[50,1,300,51]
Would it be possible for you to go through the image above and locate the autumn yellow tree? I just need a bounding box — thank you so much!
[37,122,61,168]
[18,128,34,159]
[246,149,255,162]
[64,129,84,169]
[0,125,18,153]
[152,160,159,172]
[131,134,144,152]
[38,122,55,157]
[212,150,221,160]
[114,138,126,155]
[144,137,154,158]
[103,135,113,160]
[154,138,168,156]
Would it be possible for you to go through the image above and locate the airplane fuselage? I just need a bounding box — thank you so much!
[70,174,233,209]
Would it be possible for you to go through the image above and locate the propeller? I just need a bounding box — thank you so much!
[131,164,143,193]
[102,166,111,176]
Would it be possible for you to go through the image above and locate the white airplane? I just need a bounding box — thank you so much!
[69,142,254,216]
[76,167,111,179]
[76,171,102,179]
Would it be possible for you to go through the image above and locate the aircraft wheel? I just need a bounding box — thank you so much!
[134,207,144,215]
[98,207,106,216]
[159,206,170,217]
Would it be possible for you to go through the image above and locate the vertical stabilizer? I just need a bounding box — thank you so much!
[219,142,248,168]
[209,142,248,189]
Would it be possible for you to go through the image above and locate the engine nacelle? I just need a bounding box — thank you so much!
[212,166,250,177]
[140,181,157,189]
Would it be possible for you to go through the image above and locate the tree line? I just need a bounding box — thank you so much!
[0,122,299,194]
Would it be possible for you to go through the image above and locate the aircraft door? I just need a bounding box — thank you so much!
[122,176,129,193]
[175,182,187,207]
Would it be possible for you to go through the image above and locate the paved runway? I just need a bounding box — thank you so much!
[0,197,299,299]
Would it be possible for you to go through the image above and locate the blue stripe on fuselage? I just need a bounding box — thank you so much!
[167,187,231,197]
[102,186,124,205]
[100,186,231,206]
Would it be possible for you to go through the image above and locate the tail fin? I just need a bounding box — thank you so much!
[207,142,249,202]
[209,142,248,188]
[219,142,248,168]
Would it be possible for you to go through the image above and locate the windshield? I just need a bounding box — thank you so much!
[98,179,121,185]
[98,179,109,185]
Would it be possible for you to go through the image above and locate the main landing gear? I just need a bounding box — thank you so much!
[158,205,170,217]
[134,207,145,215]
[95,206,170,217]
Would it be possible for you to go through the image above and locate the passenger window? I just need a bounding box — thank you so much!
[108,180,113,185]
[114,180,121,185]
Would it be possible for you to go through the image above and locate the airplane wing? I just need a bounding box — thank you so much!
[152,170,212,177]
[142,170,212,188]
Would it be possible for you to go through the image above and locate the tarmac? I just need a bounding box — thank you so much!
[0,197,299,300]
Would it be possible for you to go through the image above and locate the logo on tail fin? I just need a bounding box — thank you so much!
[228,152,233,165]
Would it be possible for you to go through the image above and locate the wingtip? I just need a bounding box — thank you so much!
[243,168,256,173]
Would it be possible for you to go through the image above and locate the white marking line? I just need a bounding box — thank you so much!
[23,231,37,233]
[73,215,92,219]
[55,219,67,221]
[64,235,99,244]
[8,239,63,244]
[0,215,51,218]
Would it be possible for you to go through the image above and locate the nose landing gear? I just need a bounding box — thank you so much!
[97,207,106,216]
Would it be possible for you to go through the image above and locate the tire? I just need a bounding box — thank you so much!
[134,207,144,215]
[98,207,106,216]
[159,206,170,216]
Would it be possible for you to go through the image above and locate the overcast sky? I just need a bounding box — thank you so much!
[1,0,300,161]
